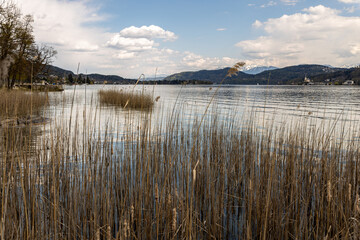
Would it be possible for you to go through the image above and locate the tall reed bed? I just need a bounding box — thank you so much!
[0,103,359,239]
[0,89,48,118]
[98,89,154,110]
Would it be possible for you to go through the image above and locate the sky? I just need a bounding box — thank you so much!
[14,0,360,78]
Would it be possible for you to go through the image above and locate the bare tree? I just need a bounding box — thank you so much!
[0,1,56,88]
[27,44,57,82]
[8,14,34,88]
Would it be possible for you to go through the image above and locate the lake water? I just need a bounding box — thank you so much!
[44,84,360,143]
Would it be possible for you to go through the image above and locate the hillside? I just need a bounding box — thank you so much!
[243,66,278,75]
[45,65,135,83]
[256,65,344,84]
[164,65,346,84]
[310,67,360,84]
[46,65,74,77]
[86,74,136,84]
[164,68,253,84]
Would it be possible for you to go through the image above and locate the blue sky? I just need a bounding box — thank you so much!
[16,0,360,77]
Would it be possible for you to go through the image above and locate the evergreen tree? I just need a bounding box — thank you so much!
[68,73,74,84]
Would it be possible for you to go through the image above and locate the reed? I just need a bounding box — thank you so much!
[0,100,359,239]
[98,89,154,110]
[0,89,48,118]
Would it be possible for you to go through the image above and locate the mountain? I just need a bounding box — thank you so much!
[164,64,346,85]
[255,64,344,84]
[45,64,355,85]
[242,66,278,75]
[45,65,135,83]
[46,65,74,77]
[86,74,136,84]
[310,67,360,83]
[164,68,251,84]
[340,63,360,69]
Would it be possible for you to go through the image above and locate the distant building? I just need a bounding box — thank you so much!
[343,80,354,85]
[303,76,314,85]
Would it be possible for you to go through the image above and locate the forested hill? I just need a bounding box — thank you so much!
[164,68,249,84]
[46,65,136,83]
[46,65,74,77]
[310,67,360,84]
[164,65,346,84]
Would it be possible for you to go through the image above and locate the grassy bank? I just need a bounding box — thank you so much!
[98,89,154,110]
[0,103,359,239]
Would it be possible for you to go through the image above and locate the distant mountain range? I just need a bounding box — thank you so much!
[164,64,347,84]
[46,64,360,85]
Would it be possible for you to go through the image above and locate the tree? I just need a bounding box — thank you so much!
[0,1,56,89]
[68,73,74,84]
[26,44,57,83]
[8,14,34,88]
[78,74,83,84]
[0,1,20,87]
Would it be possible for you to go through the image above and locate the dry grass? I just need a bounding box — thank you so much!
[0,89,48,118]
[98,89,154,110]
[0,104,359,239]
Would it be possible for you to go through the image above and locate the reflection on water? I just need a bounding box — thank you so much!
[44,84,360,137]
[0,124,42,160]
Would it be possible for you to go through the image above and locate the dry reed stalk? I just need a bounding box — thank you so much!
[0,85,359,239]
[98,89,154,110]
[0,89,48,118]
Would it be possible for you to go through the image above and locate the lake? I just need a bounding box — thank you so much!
[45,84,360,143]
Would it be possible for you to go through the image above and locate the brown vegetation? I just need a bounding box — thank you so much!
[98,89,154,110]
[0,105,359,239]
[0,89,48,118]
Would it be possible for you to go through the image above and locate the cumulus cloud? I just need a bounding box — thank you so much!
[106,25,176,52]
[16,0,106,52]
[236,5,360,67]
[106,36,155,51]
[181,52,239,69]
[119,25,177,41]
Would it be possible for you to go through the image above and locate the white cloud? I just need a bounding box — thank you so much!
[216,28,227,31]
[113,51,136,60]
[339,0,360,3]
[236,5,360,67]
[281,0,299,6]
[106,36,155,51]
[106,25,176,52]
[261,1,277,8]
[252,20,263,28]
[72,41,99,52]
[181,52,239,69]
[16,0,106,51]
[119,25,177,41]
